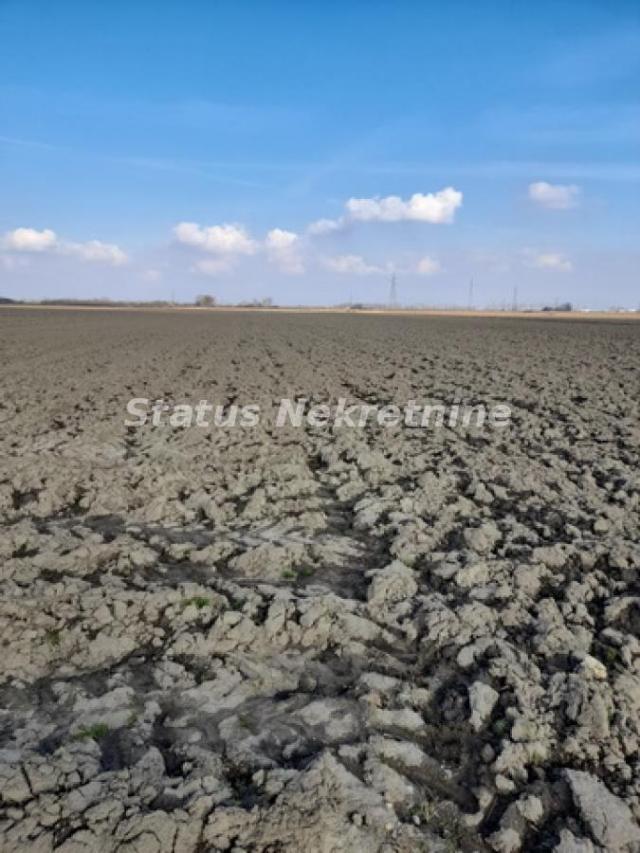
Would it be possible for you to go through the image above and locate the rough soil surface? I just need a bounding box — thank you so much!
[1,307,640,852]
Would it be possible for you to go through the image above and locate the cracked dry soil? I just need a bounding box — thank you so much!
[1,308,640,852]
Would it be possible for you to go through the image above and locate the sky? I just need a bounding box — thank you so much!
[1,0,639,308]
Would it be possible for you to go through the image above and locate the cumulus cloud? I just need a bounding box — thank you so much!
[3,227,57,252]
[176,222,304,274]
[1,227,127,266]
[174,222,257,255]
[264,228,304,274]
[323,254,385,275]
[265,228,298,252]
[526,250,573,271]
[528,182,580,209]
[307,187,462,236]
[61,240,128,266]
[416,256,441,275]
[307,217,344,236]
[346,187,463,224]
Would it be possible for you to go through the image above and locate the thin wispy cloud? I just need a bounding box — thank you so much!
[0,134,58,151]
[60,240,127,266]
[307,218,343,236]
[322,254,386,275]
[192,257,235,277]
[524,250,573,272]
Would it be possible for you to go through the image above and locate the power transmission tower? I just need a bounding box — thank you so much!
[468,277,474,310]
[389,272,398,307]
[512,284,519,312]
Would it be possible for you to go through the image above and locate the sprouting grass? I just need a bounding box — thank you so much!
[237,712,256,733]
[74,723,110,741]
[45,629,61,647]
[182,595,211,610]
[281,566,314,580]
[602,645,620,665]
[298,566,315,578]
[492,718,511,736]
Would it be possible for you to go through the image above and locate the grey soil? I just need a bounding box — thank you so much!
[1,308,640,852]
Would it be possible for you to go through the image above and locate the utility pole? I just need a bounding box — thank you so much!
[389,272,398,307]
[468,277,474,310]
[512,284,519,312]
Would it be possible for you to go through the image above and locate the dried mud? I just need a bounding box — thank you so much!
[1,308,640,852]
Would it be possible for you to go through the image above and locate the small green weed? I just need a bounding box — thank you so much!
[182,596,211,610]
[45,629,61,648]
[74,723,110,741]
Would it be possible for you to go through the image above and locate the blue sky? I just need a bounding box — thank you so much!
[1,0,639,307]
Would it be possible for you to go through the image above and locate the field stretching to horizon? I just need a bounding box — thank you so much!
[1,307,640,851]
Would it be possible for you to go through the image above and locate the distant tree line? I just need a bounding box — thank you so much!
[0,295,279,308]
[541,302,573,312]
[196,295,274,308]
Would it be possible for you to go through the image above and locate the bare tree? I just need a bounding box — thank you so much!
[195,294,216,307]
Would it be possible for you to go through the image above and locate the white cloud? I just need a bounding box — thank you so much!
[307,217,344,236]
[307,187,463,236]
[265,228,304,274]
[323,254,385,275]
[528,181,580,209]
[527,251,573,271]
[61,240,128,266]
[3,227,57,252]
[192,257,234,276]
[2,227,127,266]
[416,256,441,275]
[265,228,298,252]
[176,222,304,273]
[174,221,257,255]
[346,187,463,224]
